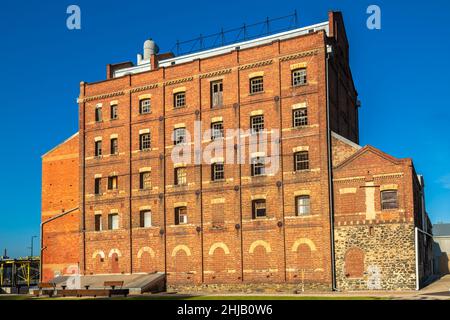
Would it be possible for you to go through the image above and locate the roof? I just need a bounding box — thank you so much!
[114,21,329,78]
[41,132,79,158]
[433,223,450,237]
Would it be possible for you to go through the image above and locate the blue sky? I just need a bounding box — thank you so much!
[0,0,449,258]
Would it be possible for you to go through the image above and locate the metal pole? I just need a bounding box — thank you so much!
[30,236,37,258]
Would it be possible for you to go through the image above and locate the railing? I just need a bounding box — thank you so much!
[171,11,299,56]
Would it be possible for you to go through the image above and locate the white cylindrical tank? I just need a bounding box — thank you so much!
[143,39,159,60]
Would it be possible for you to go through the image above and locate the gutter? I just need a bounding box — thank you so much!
[39,207,79,282]
[325,43,337,291]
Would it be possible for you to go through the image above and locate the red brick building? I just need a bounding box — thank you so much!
[41,11,433,291]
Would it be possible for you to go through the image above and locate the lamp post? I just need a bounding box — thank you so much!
[29,236,37,258]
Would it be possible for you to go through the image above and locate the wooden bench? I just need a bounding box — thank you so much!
[58,281,128,298]
[35,283,56,297]
[104,281,124,290]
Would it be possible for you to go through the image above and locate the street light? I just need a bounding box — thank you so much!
[28,236,37,258]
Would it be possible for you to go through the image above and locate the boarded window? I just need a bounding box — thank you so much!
[211,203,225,225]
[381,190,398,210]
[211,80,223,107]
[344,248,365,278]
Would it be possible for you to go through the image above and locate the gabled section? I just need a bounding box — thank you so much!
[334,145,408,171]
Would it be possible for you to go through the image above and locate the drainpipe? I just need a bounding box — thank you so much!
[414,226,433,290]
[39,207,79,282]
[326,43,337,291]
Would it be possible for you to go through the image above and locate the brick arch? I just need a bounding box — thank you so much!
[208,242,230,255]
[108,248,122,258]
[92,250,105,259]
[344,247,365,278]
[137,247,155,273]
[137,246,155,259]
[249,240,271,254]
[171,245,191,257]
[291,238,317,252]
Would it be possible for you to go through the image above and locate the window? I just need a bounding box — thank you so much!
[174,92,186,108]
[140,133,151,151]
[95,106,102,122]
[296,195,311,216]
[108,213,119,230]
[251,157,265,176]
[94,178,101,195]
[108,175,118,190]
[94,214,102,231]
[211,80,223,107]
[381,190,398,210]
[95,141,102,157]
[140,99,151,114]
[252,199,266,219]
[110,104,118,120]
[292,68,307,86]
[175,206,187,225]
[173,128,186,145]
[139,171,151,190]
[211,162,224,181]
[175,167,187,185]
[110,138,118,155]
[139,210,152,228]
[294,151,309,171]
[249,76,264,94]
[250,115,264,134]
[293,108,308,127]
[211,121,224,140]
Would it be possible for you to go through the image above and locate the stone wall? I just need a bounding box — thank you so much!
[335,223,416,291]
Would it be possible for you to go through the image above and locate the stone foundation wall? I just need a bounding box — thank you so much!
[168,282,332,294]
[335,223,416,291]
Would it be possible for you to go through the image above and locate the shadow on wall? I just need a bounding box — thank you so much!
[433,241,450,275]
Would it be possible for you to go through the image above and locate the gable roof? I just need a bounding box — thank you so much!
[334,145,406,170]
[41,132,79,158]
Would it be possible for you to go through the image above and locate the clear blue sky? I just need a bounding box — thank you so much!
[0,0,449,258]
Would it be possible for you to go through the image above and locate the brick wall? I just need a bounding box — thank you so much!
[41,133,80,281]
